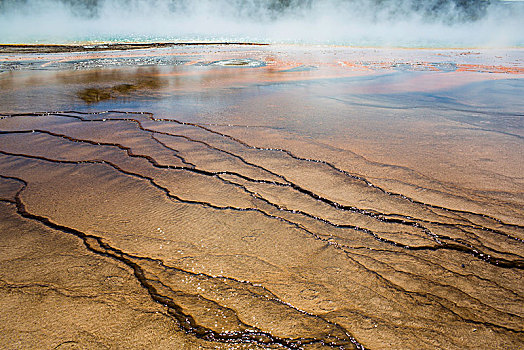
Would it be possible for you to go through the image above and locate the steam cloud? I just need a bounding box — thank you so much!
[0,0,523,47]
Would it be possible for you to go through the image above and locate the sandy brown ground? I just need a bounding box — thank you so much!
[0,45,523,349]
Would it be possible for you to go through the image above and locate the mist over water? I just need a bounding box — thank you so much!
[1,0,523,47]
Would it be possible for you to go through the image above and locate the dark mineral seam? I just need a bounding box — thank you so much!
[0,150,373,271]
[348,251,524,324]
[107,225,446,345]
[427,224,524,261]
[6,111,522,238]
[217,175,437,245]
[148,130,288,184]
[0,198,16,204]
[149,276,356,346]
[0,131,386,247]
[0,129,198,172]
[330,230,524,311]
[402,289,524,334]
[156,115,523,230]
[119,164,524,333]
[0,155,466,335]
[3,165,520,344]
[338,248,521,334]
[0,174,364,350]
[53,114,198,169]
[0,129,284,187]
[453,225,524,260]
[1,121,523,268]
[53,341,79,349]
[52,115,288,187]
[107,113,523,240]
[221,177,441,244]
[0,111,491,224]
[381,213,523,243]
[410,223,524,262]
[136,253,370,342]
[50,113,289,186]
[0,150,302,220]
[147,278,254,332]
[0,126,465,257]
[148,134,197,168]
[210,175,496,272]
[371,177,522,225]
[148,134,196,168]
[344,245,524,299]
[238,201,524,323]
[0,280,120,302]
[4,112,197,169]
[3,112,523,256]
[47,114,484,238]
[83,223,360,348]
[132,175,492,322]
[340,250,524,334]
[164,119,524,244]
[109,240,366,347]
[324,308,460,349]
[0,127,441,249]
[0,124,520,273]
[217,175,524,268]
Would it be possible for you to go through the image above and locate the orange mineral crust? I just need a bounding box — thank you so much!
[0,45,523,350]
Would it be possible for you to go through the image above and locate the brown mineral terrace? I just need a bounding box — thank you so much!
[0,44,523,349]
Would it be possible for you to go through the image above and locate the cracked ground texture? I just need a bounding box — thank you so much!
[0,46,523,349]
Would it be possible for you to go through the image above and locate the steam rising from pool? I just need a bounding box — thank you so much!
[1,0,523,47]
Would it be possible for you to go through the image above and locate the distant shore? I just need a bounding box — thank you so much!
[0,42,269,54]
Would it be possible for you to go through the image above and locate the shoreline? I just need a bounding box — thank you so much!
[2,43,524,55]
[0,42,269,54]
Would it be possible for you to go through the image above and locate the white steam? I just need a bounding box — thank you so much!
[0,0,523,47]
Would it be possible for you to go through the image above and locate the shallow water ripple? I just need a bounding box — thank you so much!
[0,110,522,349]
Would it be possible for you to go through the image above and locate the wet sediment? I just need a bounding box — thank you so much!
[0,110,523,349]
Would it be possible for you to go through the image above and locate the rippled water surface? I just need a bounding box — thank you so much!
[0,45,523,349]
